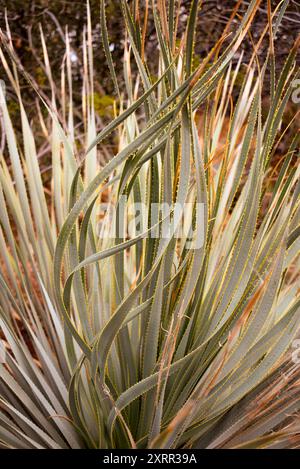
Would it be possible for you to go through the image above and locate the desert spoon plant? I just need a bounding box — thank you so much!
[0,0,299,449]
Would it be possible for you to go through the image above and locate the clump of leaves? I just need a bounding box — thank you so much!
[0,0,299,449]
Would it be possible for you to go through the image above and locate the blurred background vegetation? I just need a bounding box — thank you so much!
[1,1,299,101]
[0,0,299,179]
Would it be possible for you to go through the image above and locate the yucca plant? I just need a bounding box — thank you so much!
[0,0,299,449]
